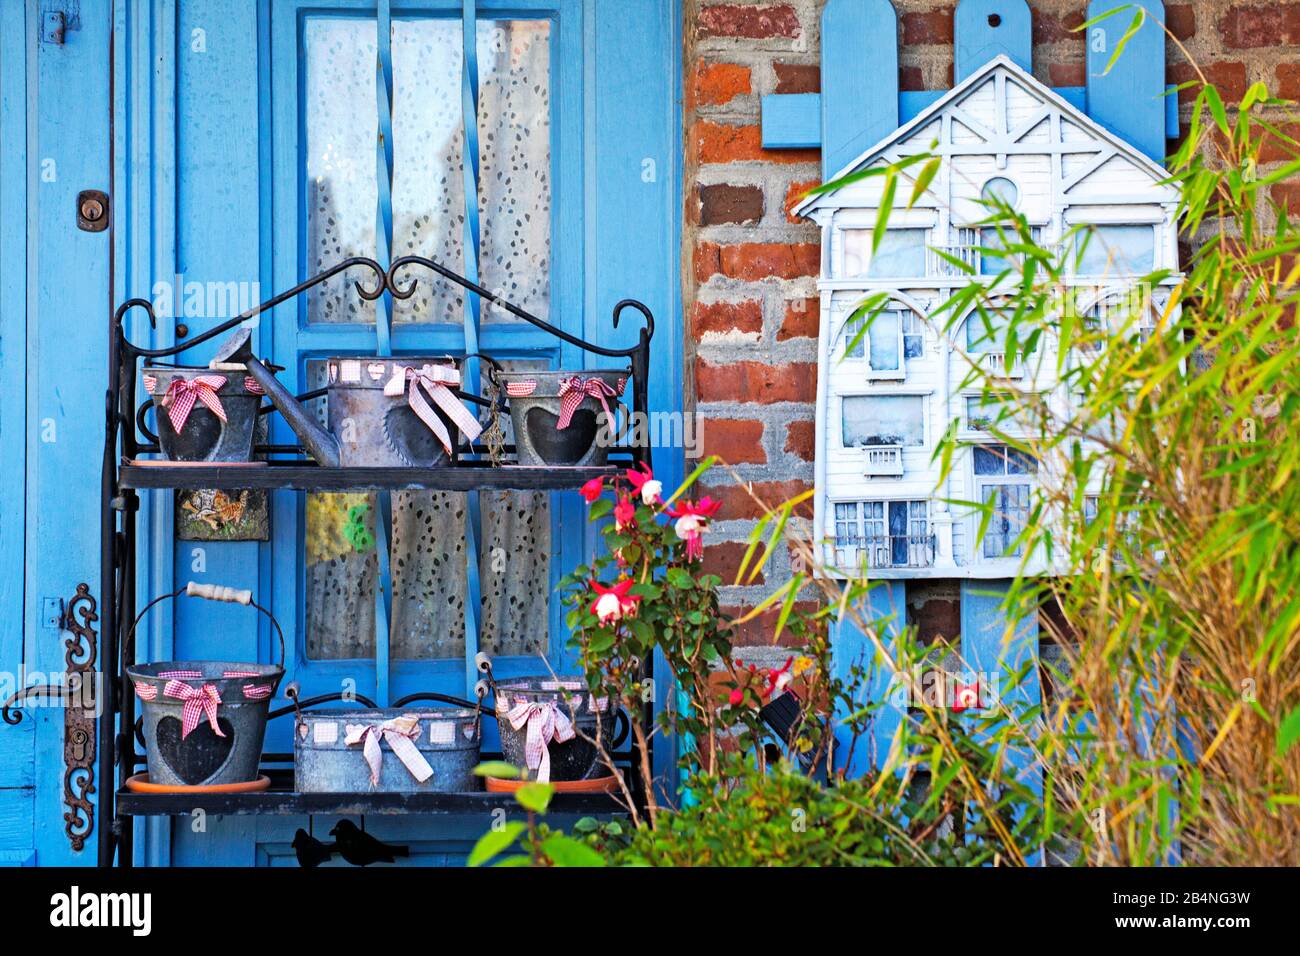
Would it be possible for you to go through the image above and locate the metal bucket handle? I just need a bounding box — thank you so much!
[125,582,286,668]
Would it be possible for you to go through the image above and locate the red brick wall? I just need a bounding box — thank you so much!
[682,0,1300,644]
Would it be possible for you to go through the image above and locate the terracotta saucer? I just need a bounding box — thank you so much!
[124,773,271,793]
[485,774,619,794]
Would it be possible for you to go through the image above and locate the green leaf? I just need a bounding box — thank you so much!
[473,761,520,779]
[666,567,696,590]
[515,781,555,814]
[907,156,941,209]
[468,821,525,867]
[589,498,613,521]
[588,630,616,653]
[1204,85,1230,138]
[541,834,607,867]
[1278,706,1300,757]
[872,172,898,253]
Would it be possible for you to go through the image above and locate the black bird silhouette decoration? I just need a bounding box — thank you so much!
[329,819,410,866]
[292,828,336,868]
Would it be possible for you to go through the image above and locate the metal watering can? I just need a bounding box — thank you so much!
[218,329,483,467]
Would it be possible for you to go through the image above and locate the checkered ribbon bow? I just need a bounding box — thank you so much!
[163,681,224,740]
[556,376,623,430]
[155,375,228,434]
[504,698,575,783]
[384,365,483,456]
[344,715,434,787]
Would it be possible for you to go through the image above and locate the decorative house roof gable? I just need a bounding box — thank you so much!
[793,55,1177,219]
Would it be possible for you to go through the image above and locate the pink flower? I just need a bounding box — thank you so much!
[580,477,605,503]
[728,688,745,707]
[952,680,980,713]
[625,464,662,506]
[763,657,795,699]
[614,496,636,531]
[665,497,722,561]
[589,578,641,624]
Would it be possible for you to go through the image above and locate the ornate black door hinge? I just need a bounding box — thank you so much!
[62,583,98,852]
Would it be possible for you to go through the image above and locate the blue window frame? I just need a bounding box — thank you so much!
[268,0,587,709]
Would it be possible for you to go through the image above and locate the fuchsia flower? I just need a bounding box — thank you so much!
[728,687,745,707]
[952,680,981,713]
[589,578,641,624]
[614,495,636,531]
[665,496,722,561]
[580,477,605,503]
[763,656,795,699]
[625,464,663,506]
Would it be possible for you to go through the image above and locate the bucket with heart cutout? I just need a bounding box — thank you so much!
[125,583,285,790]
[494,369,629,467]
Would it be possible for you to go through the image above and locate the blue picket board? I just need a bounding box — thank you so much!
[960,581,1042,787]
[820,0,898,177]
[1085,0,1167,160]
[831,581,906,777]
[955,0,1031,82]
[760,93,820,149]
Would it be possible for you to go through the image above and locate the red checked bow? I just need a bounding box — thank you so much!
[557,376,622,430]
[504,698,575,783]
[158,375,228,434]
[384,365,483,455]
[163,681,224,740]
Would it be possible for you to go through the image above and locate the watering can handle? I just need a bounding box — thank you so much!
[125,584,287,670]
[186,582,252,605]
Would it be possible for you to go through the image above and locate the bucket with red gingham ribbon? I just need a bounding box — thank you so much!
[494,369,630,468]
[125,583,285,788]
[141,363,265,464]
[493,676,615,782]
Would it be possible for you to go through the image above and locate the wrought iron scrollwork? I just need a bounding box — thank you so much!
[62,583,98,852]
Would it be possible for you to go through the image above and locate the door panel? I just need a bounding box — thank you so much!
[2,0,114,865]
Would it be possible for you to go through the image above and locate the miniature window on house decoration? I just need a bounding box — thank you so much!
[841,305,924,375]
[841,394,926,448]
[1070,223,1157,277]
[843,227,929,279]
[833,499,932,569]
[973,444,1038,558]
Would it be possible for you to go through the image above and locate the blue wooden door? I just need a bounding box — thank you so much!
[0,1,113,867]
[113,0,681,866]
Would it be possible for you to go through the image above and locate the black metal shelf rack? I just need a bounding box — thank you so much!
[92,256,655,866]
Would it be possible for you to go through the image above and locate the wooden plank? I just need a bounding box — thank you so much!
[960,580,1042,787]
[117,787,626,817]
[1085,0,1167,161]
[764,86,1090,149]
[831,580,906,777]
[120,463,628,492]
[760,93,821,149]
[0,0,26,692]
[820,0,898,177]
[955,0,1032,82]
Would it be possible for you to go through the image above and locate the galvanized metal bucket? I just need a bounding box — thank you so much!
[125,583,285,788]
[244,351,481,467]
[294,708,482,793]
[495,369,629,467]
[142,364,262,462]
[494,677,613,782]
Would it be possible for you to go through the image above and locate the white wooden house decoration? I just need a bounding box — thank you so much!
[793,55,1181,581]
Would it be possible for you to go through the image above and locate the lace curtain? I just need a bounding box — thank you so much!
[302,17,552,661]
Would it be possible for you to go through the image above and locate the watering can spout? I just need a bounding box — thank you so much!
[216,328,342,468]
